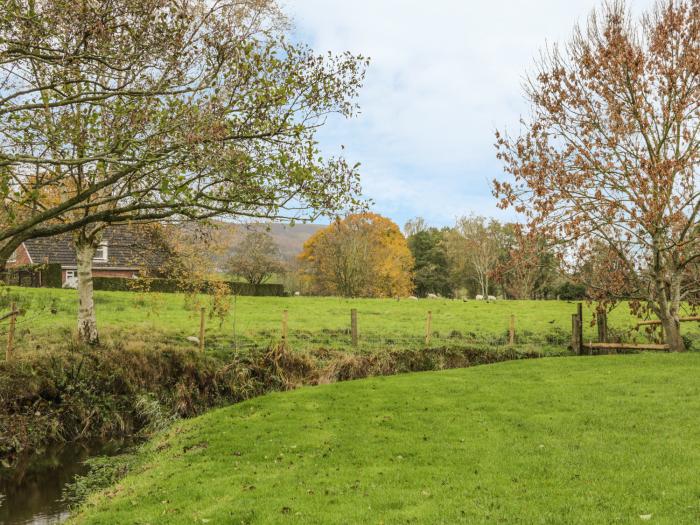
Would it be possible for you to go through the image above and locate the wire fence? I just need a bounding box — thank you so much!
[2,293,698,359]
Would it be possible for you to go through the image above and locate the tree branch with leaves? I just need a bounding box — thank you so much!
[0,0,368,343]
[495,0,699,350]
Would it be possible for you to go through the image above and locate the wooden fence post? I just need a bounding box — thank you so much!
[350,309,358,347]
[232,295,238,351]
[571,313,581,355]
[425,311,433,347]
[6,302,16,361]
[509,314,516,346]
[199,307,206,353]
[577,303,584,355]
[282,309,289,345]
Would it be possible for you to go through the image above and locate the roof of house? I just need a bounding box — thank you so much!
[22,226,165,270]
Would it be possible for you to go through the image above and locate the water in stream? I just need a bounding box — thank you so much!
[0,440,128,525]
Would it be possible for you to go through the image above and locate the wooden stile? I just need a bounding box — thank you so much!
[584,342,670,351]
[576,303,584,355]
[637,316,700,327]
[571,313,583,355]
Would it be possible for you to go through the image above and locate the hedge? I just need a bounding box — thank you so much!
[41,263,63,288]
[92,276,284,297]
[0,263,62,288]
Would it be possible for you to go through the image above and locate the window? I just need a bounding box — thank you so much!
[65,270,76,280]
[93,242,108,262]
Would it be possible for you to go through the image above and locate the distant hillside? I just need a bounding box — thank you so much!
[215,222,326,260]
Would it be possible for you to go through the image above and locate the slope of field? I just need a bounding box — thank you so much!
[5,287,698,355]
[71,353,700,524]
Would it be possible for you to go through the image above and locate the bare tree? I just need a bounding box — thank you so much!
[444,216,502,298]
[495,0,699,350]
[404,217,428,237]
[227,230,285,285]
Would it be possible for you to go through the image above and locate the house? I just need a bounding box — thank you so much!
[7,226,166,287]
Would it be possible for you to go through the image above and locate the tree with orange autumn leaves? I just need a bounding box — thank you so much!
[298,213,414,298]
[495,0,699,351]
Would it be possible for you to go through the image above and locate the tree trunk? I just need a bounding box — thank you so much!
[653,270,686,353]
[661,316,685,352]
[76,240,99,346]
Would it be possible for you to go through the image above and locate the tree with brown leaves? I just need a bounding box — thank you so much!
[493,227,558,300]
[495,0,699,351]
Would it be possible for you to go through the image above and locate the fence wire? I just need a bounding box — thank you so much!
[2,293,698,357]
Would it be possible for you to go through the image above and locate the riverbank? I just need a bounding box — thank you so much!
[69,353,700,524]
[0,343,550,466]
[1,343,552,523]
[1,344,238,468]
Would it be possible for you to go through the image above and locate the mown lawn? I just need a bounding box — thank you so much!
[71,353,700,524]
[3,287,697,354]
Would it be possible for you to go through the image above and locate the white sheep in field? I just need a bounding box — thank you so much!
[488,295,497,301]
[475,295,484,301]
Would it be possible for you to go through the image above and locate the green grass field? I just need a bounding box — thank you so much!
[70,353,700,524]
[2,287,699,355]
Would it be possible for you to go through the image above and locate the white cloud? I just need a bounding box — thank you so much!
[284,0,654,226]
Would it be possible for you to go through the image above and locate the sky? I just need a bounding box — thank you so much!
[284,0,653,228]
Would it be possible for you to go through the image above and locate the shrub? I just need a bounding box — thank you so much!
[557,282,587,301]
[0,263,62,288]
[41,264,63,288]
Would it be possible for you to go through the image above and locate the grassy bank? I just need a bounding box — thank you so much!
[72,353,700,524]
[3,287,698,355]
[0,343,545,465]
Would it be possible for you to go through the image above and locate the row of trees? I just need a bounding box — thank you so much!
[406,216,561,300]
[225,214,414,298]
[2,0,697,354]
[226,213,572,301]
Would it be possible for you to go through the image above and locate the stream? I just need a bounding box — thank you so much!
[0,440,129,525]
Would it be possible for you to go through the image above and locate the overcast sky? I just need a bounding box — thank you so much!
[284,0,653,228]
